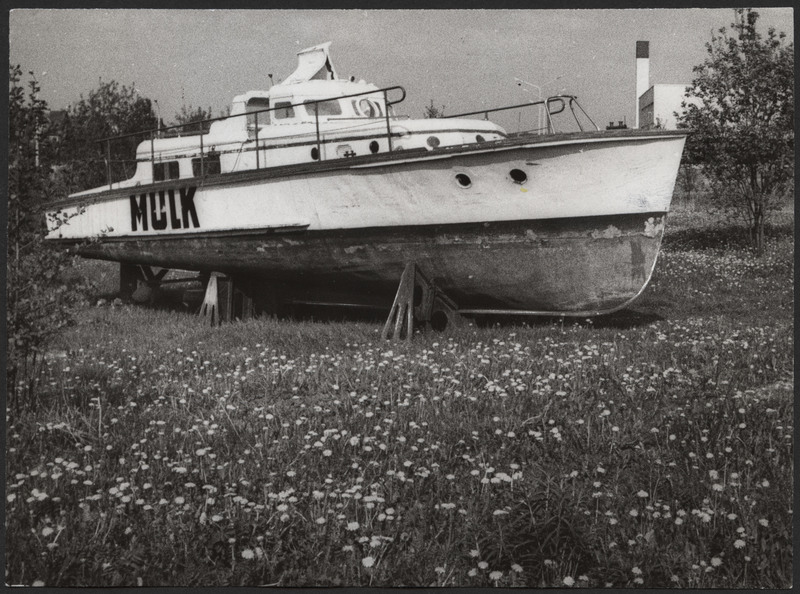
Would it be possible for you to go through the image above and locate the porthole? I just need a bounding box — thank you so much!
[369,140,380,154]
[455,173,472,188]
[427,135,441,148]
[311,147,320,161]
[476,134,485,143]
[509,168,528,184]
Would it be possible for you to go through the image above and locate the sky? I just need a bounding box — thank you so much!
[8,8,795,132]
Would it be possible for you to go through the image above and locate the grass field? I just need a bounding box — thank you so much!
[5,204,793,587]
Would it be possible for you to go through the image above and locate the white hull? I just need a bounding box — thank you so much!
[47,131,684,242]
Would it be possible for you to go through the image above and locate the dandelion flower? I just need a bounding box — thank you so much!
[632,566,642,575]
[637,490,649,498]
[362,556,375,568]
[734,539,746,549]
[478,561,488,570]
[758,518,769,527]
[346,521,360,531]
[511,564,523,573]
[241,549,255,560]
[489,571,503,581]
[316,517,326,525]
[711,557,722,567]
[468,568,478,577]
[435,566,446,575]
[32,580,45,587]
[563,576,575,587]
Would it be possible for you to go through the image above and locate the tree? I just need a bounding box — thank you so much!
[424,99,446,118]
[7,65,90,408]
[55,80,158,194]
[678,9,793,254]
[173,104,214,133]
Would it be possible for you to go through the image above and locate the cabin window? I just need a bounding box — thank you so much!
[357,98,382,118]
[305,99,342,116]
[274,101,295,119]
[153,160,180,182]
[244,97,269,128]
[246,97,270,137]
[192,150,221,177]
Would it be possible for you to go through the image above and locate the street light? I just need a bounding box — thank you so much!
[515,76,564,134]
[515,78,543,134]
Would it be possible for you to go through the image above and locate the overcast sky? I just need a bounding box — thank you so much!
[9,8,794,131]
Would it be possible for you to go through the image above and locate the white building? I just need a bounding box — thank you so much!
[639,83,699,130]
[635,41,700,130]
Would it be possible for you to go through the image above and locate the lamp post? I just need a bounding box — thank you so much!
[515,76,564,135]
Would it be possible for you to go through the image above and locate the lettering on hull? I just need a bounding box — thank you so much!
[130,187,199,232]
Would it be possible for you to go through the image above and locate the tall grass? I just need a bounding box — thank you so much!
[5,206,793,587]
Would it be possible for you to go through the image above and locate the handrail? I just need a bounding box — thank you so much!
[97,85,407,186]
[445,95,600,134]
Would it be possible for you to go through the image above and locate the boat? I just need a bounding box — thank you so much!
[45,42,687,325]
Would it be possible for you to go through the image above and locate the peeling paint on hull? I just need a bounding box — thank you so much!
[71,212,666,315]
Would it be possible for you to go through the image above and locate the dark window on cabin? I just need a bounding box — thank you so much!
[153,160,180,182]
[304,99,342,116]
[358,98,383,117]
[274,102,295,119]
[192,151,221,177]
[246,97,271,129]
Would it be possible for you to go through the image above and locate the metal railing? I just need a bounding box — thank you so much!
[96,85,407,188]
[445,95,599,135]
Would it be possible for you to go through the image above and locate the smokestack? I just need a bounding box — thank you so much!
[635,41,649,129]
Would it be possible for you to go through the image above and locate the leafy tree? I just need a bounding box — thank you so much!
[55,80,158,194]
[7,65,90,408]
[424,99,445,118]
[173,104,214,133]
[678,9,793,253]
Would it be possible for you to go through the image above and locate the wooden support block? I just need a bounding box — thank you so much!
[199,273,223,325]
[119,263,141,299]
[382,263,461,340]
[381,263,417,341]
[198,273,257,325]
